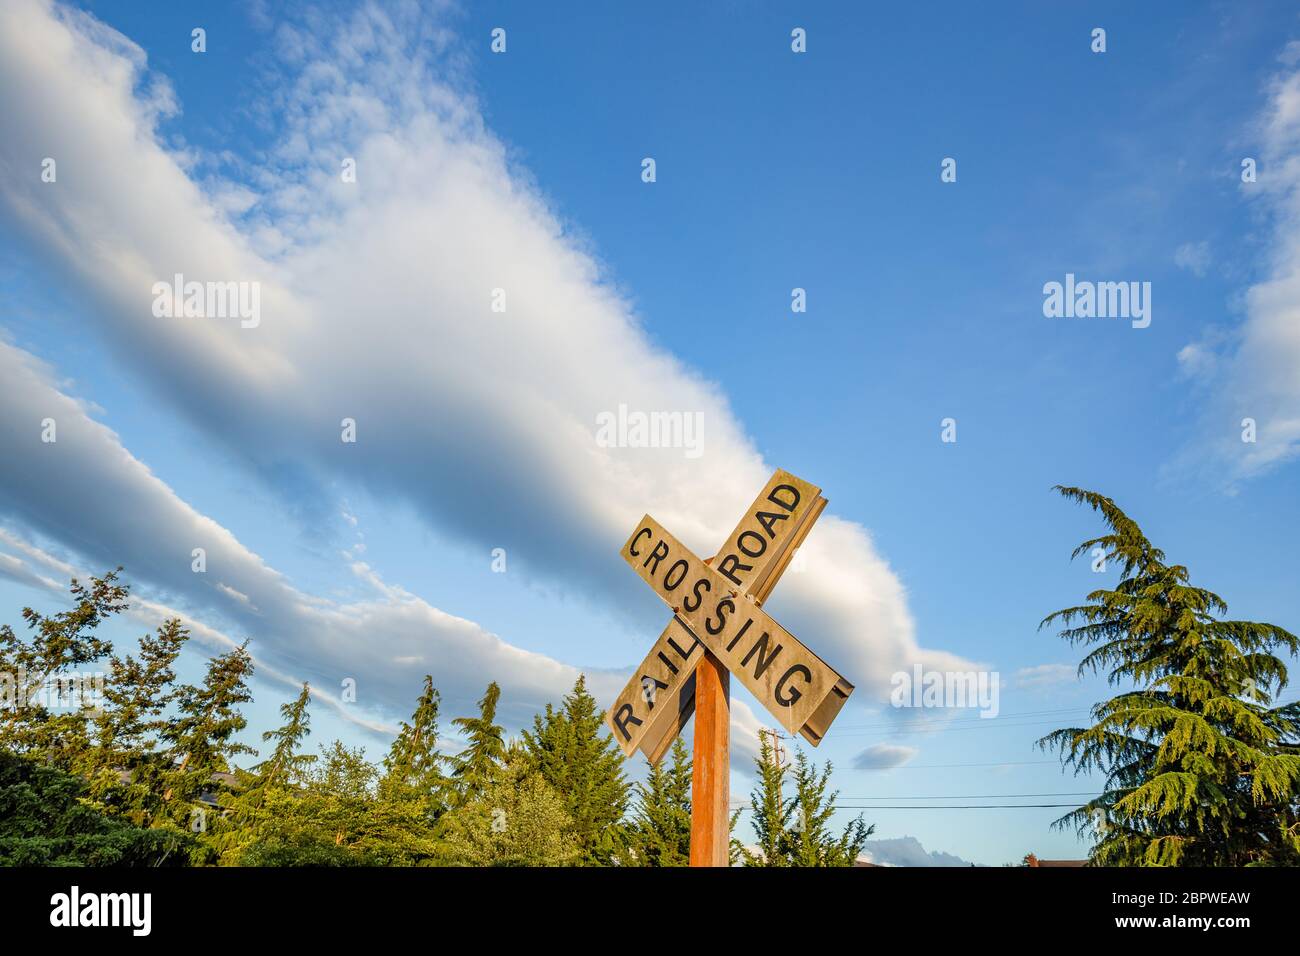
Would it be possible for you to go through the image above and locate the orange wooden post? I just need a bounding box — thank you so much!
[690,649,730,867]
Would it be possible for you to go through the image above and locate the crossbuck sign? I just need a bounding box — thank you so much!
[604,469,854,769]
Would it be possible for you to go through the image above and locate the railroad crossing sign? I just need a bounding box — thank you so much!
[604,469,855,865]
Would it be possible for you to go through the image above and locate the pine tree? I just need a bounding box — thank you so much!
[379,674,448,812]
[0,570,128,768]
[740,732,871,866]
[1040,486,1300,866]
[739,730,792,866]
[256,683,315,794]
[627,736,691,866]
[159,643,256,826]
[86,618,189,823]
[521,675,630,864]
[439,741,578,866]
[785,751,871,866]
[450,682,506,805]
[203,683,314,865]
[93,619,187,761]
[0,751,188,866]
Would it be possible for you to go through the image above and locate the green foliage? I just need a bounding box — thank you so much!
[785,751,872,865]
[213,740,447,866]
[0,569,128,768]
[738,732,871,866]
[85,619,189,825]
[521,675,630,864]
[450,682,506,805]
[626,736,692,866]
[1040,486,1300,866]
[438,743,578,866]
[0,751,187,866]
[158,643,255,826]
[379,674,449,812]
[256,682,316,793]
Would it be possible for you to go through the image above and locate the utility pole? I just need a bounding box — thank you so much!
[760,728,787,770]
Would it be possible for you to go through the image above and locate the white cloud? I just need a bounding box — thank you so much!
[853,743,918,770]
[0,339,617,732]
[860,835,980,867]
[0,0,967,736]
[1178,55,1300,481]
[1012,663,1076,690]
[1173,240,1211,277]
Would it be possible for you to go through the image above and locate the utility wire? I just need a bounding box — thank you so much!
[835,791,1100,800]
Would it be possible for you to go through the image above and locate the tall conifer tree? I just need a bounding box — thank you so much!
[450,682,506,805]
[159,643,255,819]
[1041,486,1300,865]
[380,674,448,811]
[627,736,691,866]
[522,675,630,864]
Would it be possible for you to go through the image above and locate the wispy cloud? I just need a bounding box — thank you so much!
[853,743,918,770]
[0,0,967,737]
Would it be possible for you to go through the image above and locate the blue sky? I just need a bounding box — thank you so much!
[1,0,1298,866]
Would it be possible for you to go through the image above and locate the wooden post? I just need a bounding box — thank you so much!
[690,649,730,867]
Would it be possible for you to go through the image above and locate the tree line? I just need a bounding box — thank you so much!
[0,571,868,866]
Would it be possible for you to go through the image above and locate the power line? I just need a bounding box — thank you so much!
[862,759,1061,769]
[731,802,1086,811]
[835,804,1081,810]
[834,716,1092,738]
[831,707,1088,733]
[835,791,1100,800]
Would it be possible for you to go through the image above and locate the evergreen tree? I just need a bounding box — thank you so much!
[627,735,692,866]
[739,732,871,866]
[739,731,792,866]
[224,740,446,866]
[785,751,871,866]
[0,570,128,768]
[0,752,188,866]
[159,643,256,823]
[255,682,315,795]
[86,619,189,822]
[1040,486,1300,866]
[522,675,630,864]
[379,674,448,811]
[450,682,506,804]
[93,618,187,761]
[439,741,578,866]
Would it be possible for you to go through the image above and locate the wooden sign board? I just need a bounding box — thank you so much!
[635,493,827,763]
[604,470,823,757]
[618,514,852,739]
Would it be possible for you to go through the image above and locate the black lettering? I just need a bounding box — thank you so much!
[768,483,801,513]
[628,526,652,557]
[740,631,782,679]
[716,553,752,587]
[705,597,734,635]
[657,651,680,675]
[666,634,699,661]
[613,703,643,741]
[775,665,812,706]
[755,510,789,538]
[725,617,753,652]
[663,558,690,591]
[682,576,711,613]
[737,530,767,559]
[644,539,669,575]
